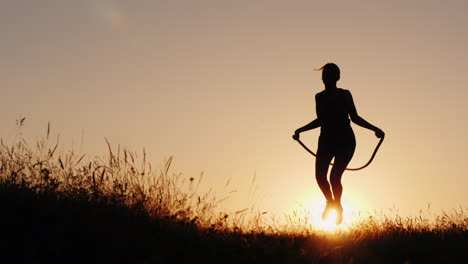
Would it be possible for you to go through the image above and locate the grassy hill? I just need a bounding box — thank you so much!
[1,132,467,263]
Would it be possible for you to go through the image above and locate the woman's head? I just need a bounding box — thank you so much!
[316,63,340,85]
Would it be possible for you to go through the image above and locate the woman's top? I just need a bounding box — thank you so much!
[315,88,353,137]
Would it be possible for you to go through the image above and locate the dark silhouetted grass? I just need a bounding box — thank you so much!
[1,124,467,263]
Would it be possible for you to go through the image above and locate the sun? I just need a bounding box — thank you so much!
[296,195,364,231]
[320,209,340,231]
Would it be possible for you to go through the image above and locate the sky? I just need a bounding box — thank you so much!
[1,0,468,220]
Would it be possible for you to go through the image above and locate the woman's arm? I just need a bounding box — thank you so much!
[296,119,321,133]
[345,90,385,138]
[293,94,322,140]
[293,119,321,140]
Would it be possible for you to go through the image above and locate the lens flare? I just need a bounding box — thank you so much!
[91,0,128,29]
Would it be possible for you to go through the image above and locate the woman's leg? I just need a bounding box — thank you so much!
[330,139,356,203]
[315,139,334,202]
[316,149,334,219]
[330,153,353,203]
[330,137,355,224]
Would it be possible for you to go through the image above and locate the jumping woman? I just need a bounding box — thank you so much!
[293,63,384,225]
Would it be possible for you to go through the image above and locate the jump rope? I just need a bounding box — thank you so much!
[293,135,384,171]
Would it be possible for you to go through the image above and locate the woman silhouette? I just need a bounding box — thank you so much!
[293,63,384,225]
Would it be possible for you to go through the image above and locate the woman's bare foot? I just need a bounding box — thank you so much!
[322,200,334,220]
[335,201,343,225]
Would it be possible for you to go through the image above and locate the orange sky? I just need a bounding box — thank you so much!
[2,0,468,219]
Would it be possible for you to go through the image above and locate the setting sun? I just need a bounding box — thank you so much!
[293,194,366,231]
[321,209,339,231]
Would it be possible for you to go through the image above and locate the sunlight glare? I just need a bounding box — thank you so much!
[297,196,362,231]
[321,209,339,231]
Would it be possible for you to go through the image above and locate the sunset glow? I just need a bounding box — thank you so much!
[297,196,362,231]
[1,0,468,224]
[320,210,339,231]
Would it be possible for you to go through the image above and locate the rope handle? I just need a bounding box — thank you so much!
[294,135,384,171]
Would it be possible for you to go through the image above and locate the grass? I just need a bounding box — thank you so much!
[1,124,468,263]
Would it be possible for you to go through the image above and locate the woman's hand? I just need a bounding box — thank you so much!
[292,131,300,141]
[374,128,385,138]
